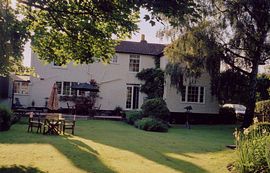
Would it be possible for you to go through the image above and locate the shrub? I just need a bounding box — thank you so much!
[0,105,13,131]
[234,119,270,173]
[125,111,143,125]
[113,106,123,116]
[255,100,270,117]
[266,141,270,172]
[219,107,236,124]
[135,117,168,132]
[141,98,170,121]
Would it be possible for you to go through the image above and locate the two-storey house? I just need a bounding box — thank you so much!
[13,36,219,115]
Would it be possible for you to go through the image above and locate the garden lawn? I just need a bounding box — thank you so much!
[0,119,236,173]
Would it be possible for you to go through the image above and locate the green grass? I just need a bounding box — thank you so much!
[0,119,236,173]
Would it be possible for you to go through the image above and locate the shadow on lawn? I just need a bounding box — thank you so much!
[0,124,116,173]
[0,120,235,173]
[74,121,235,173]
[0,165,45,173]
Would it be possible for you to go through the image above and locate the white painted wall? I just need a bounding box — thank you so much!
[29,52,154,110]
[160,56,220,114]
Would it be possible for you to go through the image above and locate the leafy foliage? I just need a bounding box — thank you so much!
[0,104,13,131]
[234,120,270,172]
[161,0,270,127]
[136,68,164,99]
[0,1,29,76]
[164,24,221,94]
[257,74,270,101]
[125,111,143,125]
[255,100,270,117]
[141,98,170,122]
[217,69,249,104]
[19,0,140,64]
[134,117,168,132]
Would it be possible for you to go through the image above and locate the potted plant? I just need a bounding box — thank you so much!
[113,106,123,117]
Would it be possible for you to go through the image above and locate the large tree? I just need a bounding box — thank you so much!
[0,0,28,76]
[162,0,270,127]
[17,0,199,64]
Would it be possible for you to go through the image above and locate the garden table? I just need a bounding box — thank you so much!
[43,116,65,135]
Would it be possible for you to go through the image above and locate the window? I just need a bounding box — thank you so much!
[14,81,29,95]
[63,82,71,96]
[52,61,66,68]
[126,85,140,109]
[56,82,62,95]
[56,81,83,96]
[110,55,118,64]
[129,55,140,72]
[181,86,205,103]
[71,82,77,96]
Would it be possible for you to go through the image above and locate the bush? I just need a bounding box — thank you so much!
[256,100,270,116]
[0,105,13,131]
[125,111,143,125]
[248,122,270,135]
[113,106,123,116]
[234,119,270,173]
[141,98,170,121]
[219,107,236,124]
[135,117,168,132]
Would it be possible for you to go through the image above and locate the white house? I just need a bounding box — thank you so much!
[13,36,219,115]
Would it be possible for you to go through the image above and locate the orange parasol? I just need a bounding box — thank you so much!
[47,83,59,110]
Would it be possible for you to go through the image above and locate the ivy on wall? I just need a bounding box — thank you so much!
[136,68,164,99]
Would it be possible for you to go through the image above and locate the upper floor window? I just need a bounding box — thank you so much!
[14,81,29,95]
[129,55,140,72]
[110,55,118,64]
[181,86,205,103]
[52,61,66,68]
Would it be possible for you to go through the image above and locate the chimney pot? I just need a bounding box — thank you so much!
[141,34,147,43]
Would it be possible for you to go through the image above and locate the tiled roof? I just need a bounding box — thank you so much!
[115,40,165,57]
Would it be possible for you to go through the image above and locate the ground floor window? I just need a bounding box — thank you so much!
[181,86,205,103]
[14,81,29,95]
[126,84,140,109]
[56,81,83,96]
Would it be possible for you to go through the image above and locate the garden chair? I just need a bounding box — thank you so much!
[63,115,76,135]
[27,112,44,133]
[67,102,76,115]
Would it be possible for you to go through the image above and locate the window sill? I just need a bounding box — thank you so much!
[180,101,205,105]
[14,93,30,96]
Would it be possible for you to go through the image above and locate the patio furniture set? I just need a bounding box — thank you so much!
[27,112,75,135]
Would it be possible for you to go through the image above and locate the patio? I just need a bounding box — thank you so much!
[0,119,236,173]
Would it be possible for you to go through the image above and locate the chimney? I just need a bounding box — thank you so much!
[140,34,147,43]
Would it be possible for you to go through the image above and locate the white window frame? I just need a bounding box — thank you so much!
[56,81,82,96]
[52,61,67,69]
[13,81,29,95]
[181,86,205,104]
[129,54,140,72]
[126,84,140,110]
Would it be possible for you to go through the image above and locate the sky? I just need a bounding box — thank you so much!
[21,7,169,67]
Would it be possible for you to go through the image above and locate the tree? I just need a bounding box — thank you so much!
[136,68,164,99]
[160,0,269,128]
[17,0,199,64]
[257,74,270,101]
[0,0,28,76]
[18,0,141,64]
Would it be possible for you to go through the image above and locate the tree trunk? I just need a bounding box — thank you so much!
[241,61,259,128]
